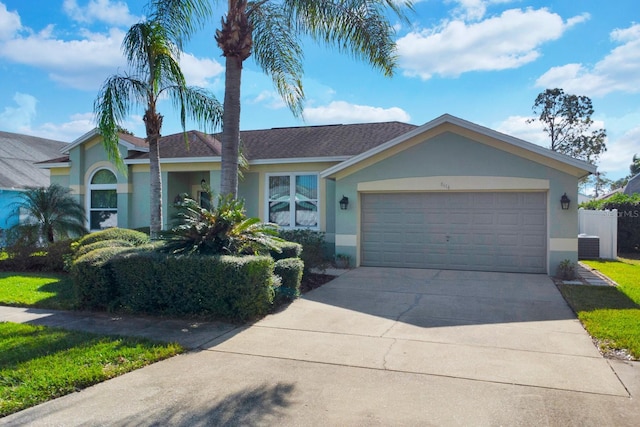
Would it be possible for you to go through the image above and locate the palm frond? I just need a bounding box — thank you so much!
[250,3,305,116]
[164,85,224,134]
[148,0,213,50]
[94,75,148,172]
[284,0,413,77]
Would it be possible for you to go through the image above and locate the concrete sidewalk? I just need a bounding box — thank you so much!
[2,268,639,426]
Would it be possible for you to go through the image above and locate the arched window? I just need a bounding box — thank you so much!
[89,169,117,230]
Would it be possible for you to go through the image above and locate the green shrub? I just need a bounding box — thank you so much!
[110,253,276,320]
[74,239,135,259]
[70,246,133,310]
[76,228,150,248]
[41,239,74,272]
[270,241,302,261]
[278,229,329,272]
[274,258,304,300]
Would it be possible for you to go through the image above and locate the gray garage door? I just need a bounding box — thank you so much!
[361,192,547,273]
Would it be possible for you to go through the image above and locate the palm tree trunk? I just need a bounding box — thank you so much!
[148,136,163,240]
[220,56,242,198]
[145,108,163,240]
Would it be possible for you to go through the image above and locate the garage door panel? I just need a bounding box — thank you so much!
[361,192,546,273]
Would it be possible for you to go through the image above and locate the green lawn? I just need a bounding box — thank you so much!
[0,322,183,417]
[0,272,183,416]
[0,272,76,310]
[558,257,640,360]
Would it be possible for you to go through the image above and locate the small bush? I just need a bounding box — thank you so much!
[274,258,304,300]
[270,241,302,261]
[556,259,577,280]
[278,229,329,272]
[76,228,150,248]
[41,239,74,272]
[73,239,135,259]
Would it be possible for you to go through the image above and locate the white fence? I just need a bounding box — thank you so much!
[578,208,618,259]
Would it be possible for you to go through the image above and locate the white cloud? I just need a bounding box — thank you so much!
[0,26,127,90]
[495,115,548,146]
[303,101,411,124]
[397,8,588,80]
[0,92,37,132]
[248,91,287,110]
[0,2,21,40]
[536,23,640,96]
[447,0,512,21]
[63,0,140,27]
[179,52,224,88]
[34,112,96,142]
[597,125,640,177]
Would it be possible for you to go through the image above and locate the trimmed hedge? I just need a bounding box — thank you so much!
[76,228,150,248]
[278,229,328,272]
[270,241,302,261]
[70,246,134,310]
[72,248,276,320]
[73,239,136,259]
[274,258,304,299]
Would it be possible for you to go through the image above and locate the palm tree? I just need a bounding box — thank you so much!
[12,184,87,244]
[94,3,222,239]
[152,0,412,197]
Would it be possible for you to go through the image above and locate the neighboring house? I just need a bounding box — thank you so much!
[623,173,640,196]
[39,114,595,274]
[597,174,640,201]
[0,131,67,244]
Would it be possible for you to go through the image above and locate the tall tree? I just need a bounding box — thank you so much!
[12,184,87,244]
[528,88,607,164]
[153,0,412,197]
[94,2,222,239]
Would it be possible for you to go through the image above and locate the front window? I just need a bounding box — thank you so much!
[89,169,117,230]
[268,173,318,228]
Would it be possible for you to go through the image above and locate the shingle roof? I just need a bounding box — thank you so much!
[128,130,221,160]
[0,131,67,189]
[236,122,418,160]
[125,122,417,161]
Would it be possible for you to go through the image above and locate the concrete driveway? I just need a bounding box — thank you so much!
[4,268,639,426]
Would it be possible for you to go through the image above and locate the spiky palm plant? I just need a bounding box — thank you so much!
[11,184,87,244]
[164,189,282,255]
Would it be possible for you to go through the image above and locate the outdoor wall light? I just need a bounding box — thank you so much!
[339,195,349,210]
[560,193,571,210]
[201,178,206,187]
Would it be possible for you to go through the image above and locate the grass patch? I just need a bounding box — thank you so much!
[0,322,183,417]
[0,272,76,310]
[558,257,640,359]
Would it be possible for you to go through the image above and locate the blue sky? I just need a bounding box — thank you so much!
[0,0,638,182]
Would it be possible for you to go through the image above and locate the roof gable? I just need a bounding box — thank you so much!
[321,114,597,179]
[62,128,148,155]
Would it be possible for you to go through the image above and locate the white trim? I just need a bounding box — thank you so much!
[265,172,320,229]
[357,176,550,192]
[320,114,596,179]
[335,234,357,247]
[249,156,350,165]
[36,162,70,169]
[549,238,578,252]
[125,156,222,165]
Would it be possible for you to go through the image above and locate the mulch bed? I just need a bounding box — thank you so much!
[300,273,336,293]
